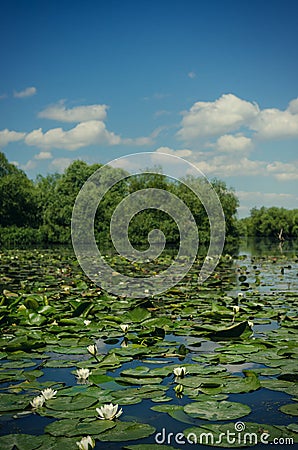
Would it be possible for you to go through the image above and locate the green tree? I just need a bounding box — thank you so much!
[0,152,38,228]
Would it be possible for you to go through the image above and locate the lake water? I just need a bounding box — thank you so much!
[0,238,297,449]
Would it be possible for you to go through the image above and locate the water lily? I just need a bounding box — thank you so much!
[237,292,244,299]
[120,324,129,333]
[84,319,91,326]
[76,435,95,450]
[96,403,123,420]
[174,384,184,397]
[87,344,98,357]
[30,395,45,409]
[41,388,57,400]
[173,366,188,378]
[248,320,254,329]
[75,368,92,381]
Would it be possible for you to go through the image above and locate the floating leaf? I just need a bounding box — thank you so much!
[184,400,251,420]
[97,421,156,441]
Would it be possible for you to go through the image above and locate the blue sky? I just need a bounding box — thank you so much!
[1,0,298,217]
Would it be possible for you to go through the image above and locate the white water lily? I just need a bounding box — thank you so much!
[174,384,184,394]
[237,292,244,299]
[248,320,254,329]
[87,344,98,357]
[232,305,240,314]
[76,435,95,450]
[75,368,92,380]
[173,366,188,378]
[41,388,57,400]
[84,319,91,326]
[120,324,129,333]
[30,395,45,409]
[96,403,123,420]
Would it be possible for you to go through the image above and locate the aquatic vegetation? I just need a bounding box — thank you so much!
[96,403,123,420]
[0,248,297,447]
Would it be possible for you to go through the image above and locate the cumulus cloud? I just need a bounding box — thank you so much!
[215,134,253,152]
[0,129,26,147]
[177,93,259,141]
[155,146,193,158]
[50,157,74,172]
[13,86,37,98]
[34,151,52,160]
[25,120,121,150]
[193,155,265,177]
[266,161,298,180]
[178,94,298,143]
[251,107,298,139]
[38,101,108,122]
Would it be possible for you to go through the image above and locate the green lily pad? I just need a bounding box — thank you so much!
[280,403,298,416]
[0,393,30,412]
[45,418,115,437]
[46,394,97,411]
[0,434,44,450]
[184,400,251,420]
[97,421,156,441]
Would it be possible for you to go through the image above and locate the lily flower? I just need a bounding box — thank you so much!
[174,384,184,394]
[76,435,95,450]
[75,368,92,381]
[41,388,57,400]
[120,324,129,333]
[96,403,123,420]
[30,395,45,409]
[87,344,98,357]
[232,306,240,314]
[173,366,188,378]
[84,319,91,326]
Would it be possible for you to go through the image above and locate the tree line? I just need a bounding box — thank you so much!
[0,151,297,247]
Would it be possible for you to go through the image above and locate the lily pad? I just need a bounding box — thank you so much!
[97,421,156,441]
[46,394,97,411]
[280,403,298,416]
[184,400,251,420]
[0,434,44,450]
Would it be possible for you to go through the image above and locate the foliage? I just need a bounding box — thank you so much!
[0,151,240,246]
[240,206,298,238]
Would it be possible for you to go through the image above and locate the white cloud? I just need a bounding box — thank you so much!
[177,93,259,141]
[193,155,265,177]
[266,161,298,180]
[25,120,121,150]
[123,136,153,146]
[188,71,196,79]
[251,107,298,139]
[215,134,253,153]
[155,146,193,158]
[287,97,298,114]
[236,190,298,216]
[20,160,37,171]
[13,86,37,98]
[34,151,52,160]
[50,157,74,173]
[38,101,108,122]
[0,129,26,147]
